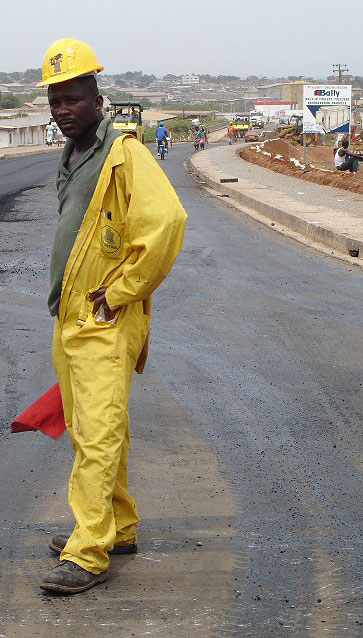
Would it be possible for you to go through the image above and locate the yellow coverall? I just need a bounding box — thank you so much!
[52,135,187,573]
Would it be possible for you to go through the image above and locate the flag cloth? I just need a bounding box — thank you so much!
[11,383,66,440]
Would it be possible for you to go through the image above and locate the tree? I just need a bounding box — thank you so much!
[113,76,127,87]
[23,68,42,82]
[111,71,156,88]
[0,92,20,108]
[352,76,363,88]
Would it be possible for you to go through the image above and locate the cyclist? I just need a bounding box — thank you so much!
[156,121,168,156]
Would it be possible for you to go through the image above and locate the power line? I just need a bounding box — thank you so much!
[332,64,349,84]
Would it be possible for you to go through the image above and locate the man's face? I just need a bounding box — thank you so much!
[48,78,103,139]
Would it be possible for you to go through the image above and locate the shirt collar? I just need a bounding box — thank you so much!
[60,117,111,173]
[95,117,112,145]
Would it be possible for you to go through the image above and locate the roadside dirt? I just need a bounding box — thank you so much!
[240,138,363,194]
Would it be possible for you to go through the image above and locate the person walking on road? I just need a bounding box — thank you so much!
[334,138,363,173]
[193,126,201,152]
[227,121,235,145]
[199,126,206,151]
[45,120,54,146]
[36,38,187,595]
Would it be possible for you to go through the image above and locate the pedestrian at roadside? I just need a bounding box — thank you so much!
[199,126,206,150]
[35,38,187,595]
[333,132,346,159]
[193,126,200,152]
[45,120,54,146]
[334,138,363,174]
[55,125,64,147]
[227,121,235,145]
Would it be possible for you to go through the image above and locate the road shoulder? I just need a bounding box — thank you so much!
[0,145,61,160]
[189,144,363,268]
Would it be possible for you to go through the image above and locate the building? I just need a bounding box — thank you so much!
[282,82,305,109]
[142,110,176,127]
[257,81,306,109]
[254,101,298,118]
[182,74,199,86]
[0,112,50,147]
[0,83,39,93]
[256,83,283,101]
[0,124,16,147]
[166,108,214,118]
[120,89,170,104]
[32,96,49,108]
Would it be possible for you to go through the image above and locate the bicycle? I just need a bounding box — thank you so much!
[158,140,167,160]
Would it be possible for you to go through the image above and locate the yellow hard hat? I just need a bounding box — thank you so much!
[37,38,104,87]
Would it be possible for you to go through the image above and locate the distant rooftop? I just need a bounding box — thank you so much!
[32,96,49,106]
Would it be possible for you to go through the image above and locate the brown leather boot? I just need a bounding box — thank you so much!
[39,560,108,594]
[49,533,137,556]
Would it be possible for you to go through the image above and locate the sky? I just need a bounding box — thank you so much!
[2,0,363,78]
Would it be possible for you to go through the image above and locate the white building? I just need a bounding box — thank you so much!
[182,74,199,86]
[254,101,298,118]
[0,112,50,148]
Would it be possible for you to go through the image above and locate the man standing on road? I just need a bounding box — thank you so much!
[36,38,187,595]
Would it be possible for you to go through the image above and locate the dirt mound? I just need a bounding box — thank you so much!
[240,139,363,194]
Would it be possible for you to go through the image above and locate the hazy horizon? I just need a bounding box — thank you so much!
[1,0,362,78]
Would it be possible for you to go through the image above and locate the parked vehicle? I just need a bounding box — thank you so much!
[245,128,264,142]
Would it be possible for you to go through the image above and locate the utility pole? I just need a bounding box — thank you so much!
[332,64,349,84]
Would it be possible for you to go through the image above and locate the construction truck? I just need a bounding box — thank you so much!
[233,115,250,139]
[109,102,144,143]
[249,110,264,128]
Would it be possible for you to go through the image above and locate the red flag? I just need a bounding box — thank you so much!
[11,383,66,440]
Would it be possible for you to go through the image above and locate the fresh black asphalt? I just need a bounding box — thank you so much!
[0,144,361,636]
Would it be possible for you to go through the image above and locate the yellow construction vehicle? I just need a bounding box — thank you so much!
[277,115,303,140]
[278,115,319,146]
[233,115,250,139]
[109,102,144,143]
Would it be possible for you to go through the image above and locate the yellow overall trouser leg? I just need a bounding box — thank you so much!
[52,292,148,573]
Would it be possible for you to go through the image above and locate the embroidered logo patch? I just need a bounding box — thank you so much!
[101,225,121,253]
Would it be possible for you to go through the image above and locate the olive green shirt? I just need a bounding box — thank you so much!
[48,118,121,316]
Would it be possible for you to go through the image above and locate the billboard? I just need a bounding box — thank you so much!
[303,85,351,134]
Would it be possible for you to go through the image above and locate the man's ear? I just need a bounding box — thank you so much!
[95,95,104,111]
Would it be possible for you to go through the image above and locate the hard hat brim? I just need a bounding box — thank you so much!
[37,66,104,87]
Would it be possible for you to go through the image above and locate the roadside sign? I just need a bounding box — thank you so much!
[303,85,351,134]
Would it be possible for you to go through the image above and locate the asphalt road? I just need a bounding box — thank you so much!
[0,152,61,201]
[0,143,362,637]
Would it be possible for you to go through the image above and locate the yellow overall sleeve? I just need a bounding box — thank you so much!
[105,138,187,311]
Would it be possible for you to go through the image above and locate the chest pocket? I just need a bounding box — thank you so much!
[100,218,124,259]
